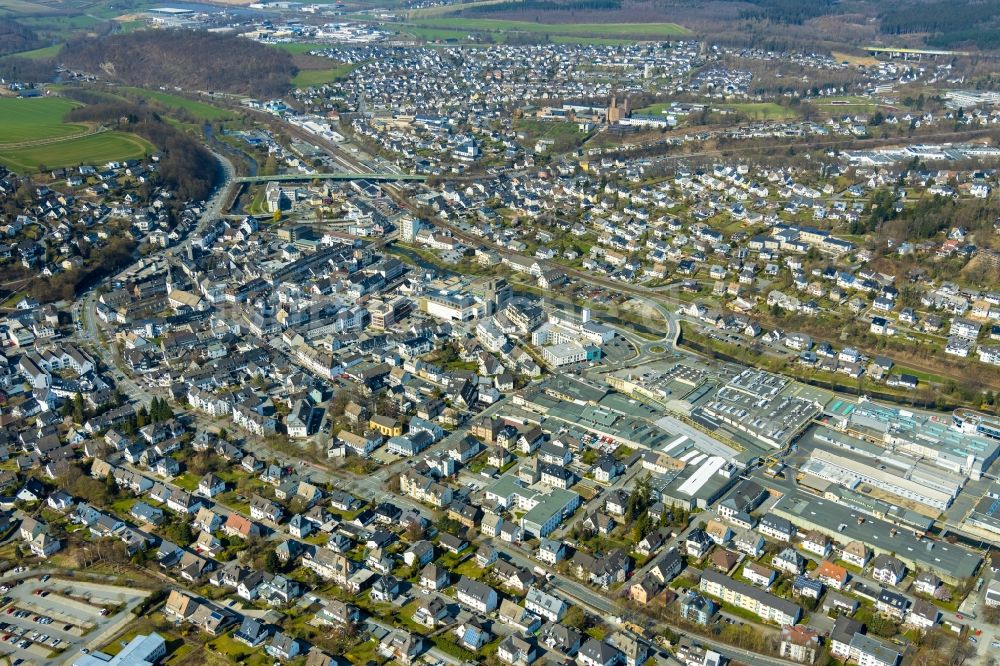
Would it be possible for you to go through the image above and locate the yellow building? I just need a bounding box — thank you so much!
[369,415,402,438]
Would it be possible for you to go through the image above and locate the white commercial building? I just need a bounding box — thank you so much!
[75,633,167,666]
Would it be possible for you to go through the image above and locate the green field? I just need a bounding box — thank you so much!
[272,41,323,55]
[406,18,690,39]
[2,43,63,60]
[18,13,104,39]
[0,96,85,144]
[400,25,495,42]
[816,96,879,113]
[120,87,233,121]
[634,102,676,116]
[291,63,359,87]
[551,36,640,45]
[514,118,588,152]
[634,101,799,121]
[0,131,153,171]
[718,102,799,120]
[0,0,56,14]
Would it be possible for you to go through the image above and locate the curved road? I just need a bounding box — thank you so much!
[72,150,236,406]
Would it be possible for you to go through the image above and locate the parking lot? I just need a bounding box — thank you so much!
[0,575,150,666]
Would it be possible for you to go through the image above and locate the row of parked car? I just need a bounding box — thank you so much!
[0,623,62,650]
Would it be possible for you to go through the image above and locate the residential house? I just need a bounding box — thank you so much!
[871,554,906,586]
[455,576,498,613]
[780,625,820,664]
[525,586,566,622]
[578,637,623,666]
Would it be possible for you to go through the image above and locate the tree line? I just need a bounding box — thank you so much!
[735,0,837,25]
[0,56,56,83]
[461,0,621,15]
[880,0,1000,49]
[65,101,219,203]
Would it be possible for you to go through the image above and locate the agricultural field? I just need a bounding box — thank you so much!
[0,131,153,171]
[17,13,105,40]
[0,96,85,144]
[399,24,498,43]
[2,42,62,59]
[0,0,57,13]
[405,17,690,39]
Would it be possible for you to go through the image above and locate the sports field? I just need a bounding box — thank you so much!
[634,101,799,121]
[0,131,153,171]
[718,102,799,120]
[407,18,690,39]
[272,42,321,55]
[0,97,85,144]
[816,96,879,113]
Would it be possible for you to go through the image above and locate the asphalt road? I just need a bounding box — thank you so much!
[70,150,236,408]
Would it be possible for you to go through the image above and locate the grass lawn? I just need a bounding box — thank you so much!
[110,497,137,515]
[0,131,153,171]
[395,599,431,635]
[171,473,201,492]
[246,185,268,215]
[119,87,233,121]
[216,492,251,516]
[205,632,272,666]
[406,18,690,39]
[292,63,358,87]
[346,638,377,665]
[0,96,84,144]
[834,559,863,576]
[452,558,486,581]
[100,615,190,662]
[216,468,247,485]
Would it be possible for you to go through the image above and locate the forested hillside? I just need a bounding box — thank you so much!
[61,30,296,98]
[0,18,42,57]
